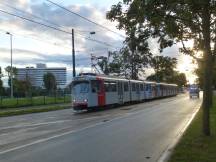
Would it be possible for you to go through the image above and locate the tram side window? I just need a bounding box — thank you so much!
[140,84,144,91]
[91,80,100,93]
[104,81,110,92]
[124,82,129,91]
[152,85,156,91]
[136,83,139,91]
[145,84,150,91]
[110,82,117,92]
[132,83,136,91]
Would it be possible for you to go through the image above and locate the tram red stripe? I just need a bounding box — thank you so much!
[96,77,105,106]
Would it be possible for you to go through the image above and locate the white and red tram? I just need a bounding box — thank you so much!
[72,74,178,110]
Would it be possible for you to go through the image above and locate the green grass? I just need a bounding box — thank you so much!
[0,103,71,117]
[0,95,71,109]
[168,97,216,162]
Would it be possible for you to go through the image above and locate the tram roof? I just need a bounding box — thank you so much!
[73,74,177,86]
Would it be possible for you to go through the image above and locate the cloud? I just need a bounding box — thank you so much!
[0,48,91,67]
[0,0,125,84]
[0,0,197,84]
[1,1,123,49]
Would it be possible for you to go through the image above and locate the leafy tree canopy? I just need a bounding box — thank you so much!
[5,66,17,78]
[43,73,57,94]
[107,0,215,135]
[147,56,187,86]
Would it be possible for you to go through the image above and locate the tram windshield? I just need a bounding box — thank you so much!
[72,81,89,94]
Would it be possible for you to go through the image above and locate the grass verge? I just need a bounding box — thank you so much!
[0,104,71,117]
[0,96,71,109]
[168,97,216,162]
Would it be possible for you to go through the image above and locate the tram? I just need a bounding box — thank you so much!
[72,74,178,110]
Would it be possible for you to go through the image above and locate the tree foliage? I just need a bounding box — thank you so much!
[15,80,32,97]
[107,6,152,79]
[150,56,177,81]
[0,67,3,96]
[147,56,187,87]
[5,66,17,78]
[107,0,214,135]
[98,48,151,79]
[195,59,216,89]
[97,51,122,75]
[43,73,57,94]
[5,66,17,88]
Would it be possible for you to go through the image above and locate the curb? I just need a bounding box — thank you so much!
[157,104,201,162]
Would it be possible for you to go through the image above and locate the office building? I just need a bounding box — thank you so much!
[16,64,66,88]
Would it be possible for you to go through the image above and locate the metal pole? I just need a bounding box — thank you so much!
[6,32,13,98]
[9,34,13,98]
[89,32,96,73]
[72,29,76,77]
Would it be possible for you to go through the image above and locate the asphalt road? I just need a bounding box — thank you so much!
[0,94,201,162]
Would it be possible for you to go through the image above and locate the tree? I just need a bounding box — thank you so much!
[43,73,57,94]
[195,59,216,89]
[107,0,214,135]
[174,73,187,87]
[107,8,152,79]
[0,67,4,96]
[146,56,187,86]
[148,56,177,82]
[98,47,152,79]
[5,66,17,88]
[97,51,126,76]
[5,66,17,78]
[15,80,32,97]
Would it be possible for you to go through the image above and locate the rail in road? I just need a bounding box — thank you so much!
[0,94,201,162]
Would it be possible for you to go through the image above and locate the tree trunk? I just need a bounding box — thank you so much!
[202,0,212,136]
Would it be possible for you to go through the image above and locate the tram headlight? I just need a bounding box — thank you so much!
[84,99,88,102]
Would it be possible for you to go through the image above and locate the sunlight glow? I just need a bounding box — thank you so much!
[177,55,198,84]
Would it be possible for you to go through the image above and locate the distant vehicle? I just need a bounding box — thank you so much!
[189,84,200,98]
[71,73,178,110]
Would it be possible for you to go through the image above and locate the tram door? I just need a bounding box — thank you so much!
[97,80,105,107]
[118,82,123,104]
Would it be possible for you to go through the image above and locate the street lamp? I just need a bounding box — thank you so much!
[6,32,13,98]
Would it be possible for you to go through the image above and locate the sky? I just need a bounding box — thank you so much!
[0,0,197,86]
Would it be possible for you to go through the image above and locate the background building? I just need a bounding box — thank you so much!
[16,64,66,88]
